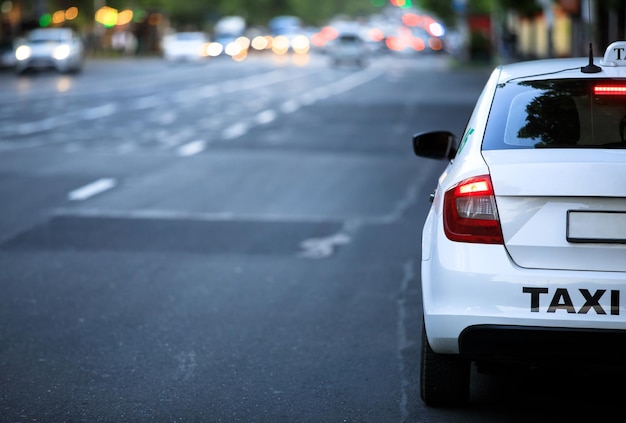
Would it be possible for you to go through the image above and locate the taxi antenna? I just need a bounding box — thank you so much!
[581,43,601,73]
[581,1,601,73]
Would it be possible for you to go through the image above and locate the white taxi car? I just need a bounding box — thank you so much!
[414,42,626,407]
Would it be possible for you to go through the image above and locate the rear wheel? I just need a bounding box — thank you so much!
[420,320,471,407]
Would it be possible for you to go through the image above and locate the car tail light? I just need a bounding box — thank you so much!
[443,175,504,244]
[594,85,626,95]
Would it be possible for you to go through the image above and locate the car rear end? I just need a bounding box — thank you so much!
[163,32,210,62]
[328,34,367,67]
[423,62,626,367]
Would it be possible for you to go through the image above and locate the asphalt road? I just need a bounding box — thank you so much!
[1,52,621,423]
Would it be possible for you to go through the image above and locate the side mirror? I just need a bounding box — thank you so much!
[412,130,457,161]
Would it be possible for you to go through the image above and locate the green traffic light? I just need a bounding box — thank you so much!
[39,13,52,27]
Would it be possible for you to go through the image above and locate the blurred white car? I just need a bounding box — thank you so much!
[162,32,210,63]
[14,28,84,74]
[327,33,367,67]
[414,41,626,407]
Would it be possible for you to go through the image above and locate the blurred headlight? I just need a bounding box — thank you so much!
[207,42,223,57]
[292,35,310,54]
[251,36,269,51]
[53,45,71,60]
[15,45,31,61]
[225,41,242,57]
[236,36,250,50]
[272,35,289,55]
[200,43,211,57]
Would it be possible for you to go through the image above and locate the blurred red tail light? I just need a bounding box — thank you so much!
[443,175,504,244]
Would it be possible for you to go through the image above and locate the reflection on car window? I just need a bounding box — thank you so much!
[485,79,626,150]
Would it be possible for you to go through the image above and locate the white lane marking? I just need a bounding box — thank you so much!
[280,100,300,114]
[255,109,277,125]
[67,178,117,201]
[81,103,117,120]
[199,86,219,98]
[132,95,162,110]
[218,67,383,143]
[14,118,59,135]
[299,233,351,259]
[177,140,206,157]
[0,65,384,151]
[222,122,248,140]
[326,67,384,96]
[219,69,295,94]
[0,69,312,140]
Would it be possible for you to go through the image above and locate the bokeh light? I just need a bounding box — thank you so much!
[272,35,290,55]
[65,7,78,20]
[291,35,310,54]
[117,10,134,26]
[39,13,51,27]
[207,42,223,57]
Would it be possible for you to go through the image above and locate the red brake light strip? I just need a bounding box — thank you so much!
[594,86,626,95]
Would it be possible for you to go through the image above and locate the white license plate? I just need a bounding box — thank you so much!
[567,210,626,243]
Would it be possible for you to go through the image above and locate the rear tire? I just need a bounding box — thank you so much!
[420,320,471,407]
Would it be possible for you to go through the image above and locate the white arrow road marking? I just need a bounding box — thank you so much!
[299,233,351,259]
[68,178,117,201]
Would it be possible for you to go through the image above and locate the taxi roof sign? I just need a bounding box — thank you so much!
[600,41,626,66]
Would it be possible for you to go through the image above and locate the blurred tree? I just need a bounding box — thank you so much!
[125,0,379,29]
[467,0,492,14]
[418,0,455,26]
[419,0,543,27]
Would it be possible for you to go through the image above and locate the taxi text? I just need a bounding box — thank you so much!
[523,287,620,315]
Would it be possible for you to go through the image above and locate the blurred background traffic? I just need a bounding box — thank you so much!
[0,0,624,71]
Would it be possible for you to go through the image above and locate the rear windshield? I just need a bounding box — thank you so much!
[28,29,71,42]
[175,33,206,41]
[482,78,626,150]
[338,35,361,43]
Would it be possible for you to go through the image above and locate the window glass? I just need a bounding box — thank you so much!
[483,79,626,150]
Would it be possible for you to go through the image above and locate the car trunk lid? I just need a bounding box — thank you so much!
[483,149,626,272]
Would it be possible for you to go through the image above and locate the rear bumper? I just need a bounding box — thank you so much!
[421,221,626,355]
[16,56,77,72]
[459,325,626,367]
